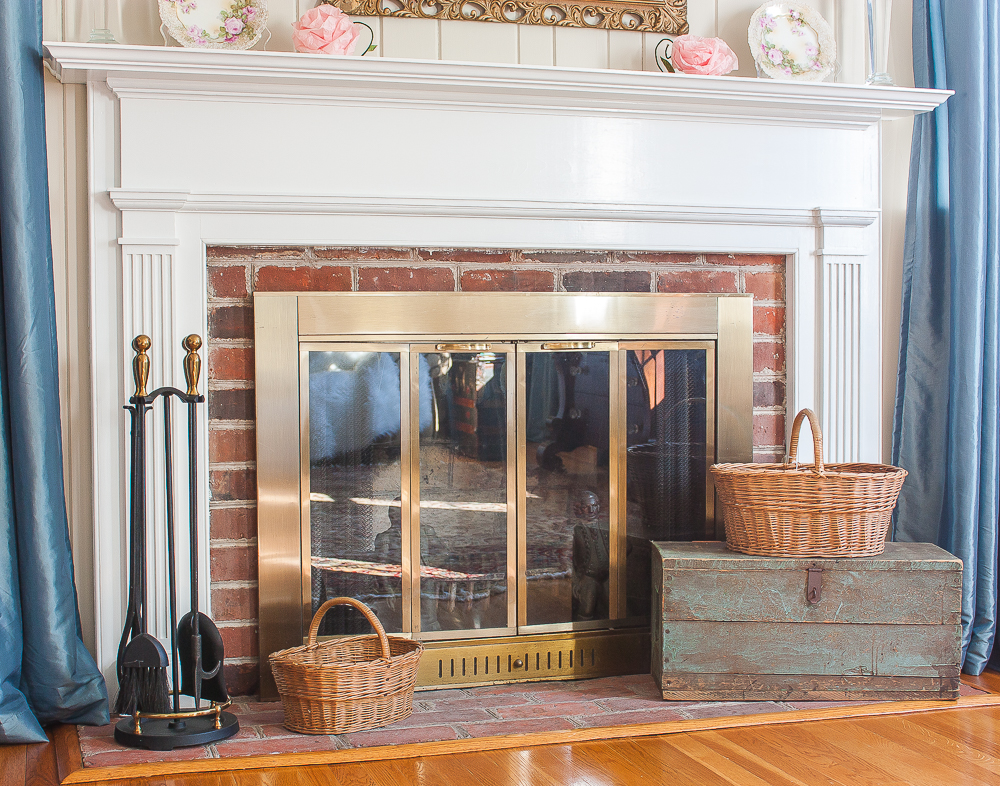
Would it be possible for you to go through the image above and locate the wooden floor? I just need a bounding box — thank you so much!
[8,671,1000,786]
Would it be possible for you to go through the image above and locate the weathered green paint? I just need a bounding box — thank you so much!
[652,541,963,700]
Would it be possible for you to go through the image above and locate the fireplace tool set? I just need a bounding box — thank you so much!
[113,334,239,750]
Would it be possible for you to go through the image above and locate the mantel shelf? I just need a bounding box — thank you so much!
[44,41,950,129]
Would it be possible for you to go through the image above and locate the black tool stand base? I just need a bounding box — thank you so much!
[114,712,239,750]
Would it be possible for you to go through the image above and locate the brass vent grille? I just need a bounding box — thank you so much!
[417,629,650,689]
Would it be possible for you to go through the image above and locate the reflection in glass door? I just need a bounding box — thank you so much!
[623,344,713,618]
[304,348,407,637]
[518,345,617,629]
[413,347,515,637]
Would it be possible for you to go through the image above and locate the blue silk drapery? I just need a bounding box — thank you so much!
[893,0,999,673]
[0,2,109,741]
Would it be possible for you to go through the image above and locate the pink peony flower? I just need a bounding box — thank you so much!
[292,4,360,56]
[224,17,244,35]
[669,35,739,76]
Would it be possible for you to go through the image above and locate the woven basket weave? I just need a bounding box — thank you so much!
[711,409,908,558]
[269,597,423,735]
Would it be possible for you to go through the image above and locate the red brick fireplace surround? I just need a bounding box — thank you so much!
[205,246,786,696]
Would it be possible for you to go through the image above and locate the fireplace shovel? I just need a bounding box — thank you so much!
[177,611,229,704]
[114,353,170,717]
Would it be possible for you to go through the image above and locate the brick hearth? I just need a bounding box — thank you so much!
[205,247,787,696]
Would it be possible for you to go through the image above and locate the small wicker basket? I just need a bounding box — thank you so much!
[269,597,423,735]
[711,409,908,558]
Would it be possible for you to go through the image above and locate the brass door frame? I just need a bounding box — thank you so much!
[255,292,753,698]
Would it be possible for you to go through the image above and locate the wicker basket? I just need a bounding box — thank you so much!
[711,409,907,558]
[269,597,423,735]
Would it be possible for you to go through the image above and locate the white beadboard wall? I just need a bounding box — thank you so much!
[42,0,914,658]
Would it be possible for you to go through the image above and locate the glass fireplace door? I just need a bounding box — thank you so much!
[516,343,620,631]
[410,345,517,638]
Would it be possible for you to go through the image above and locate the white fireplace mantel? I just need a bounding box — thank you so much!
[43,42,950,686]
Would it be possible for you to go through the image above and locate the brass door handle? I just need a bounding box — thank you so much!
[435,343,491,351]
[540,341,596,350]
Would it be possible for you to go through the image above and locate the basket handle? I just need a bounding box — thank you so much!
[307,597,391,660]
[786,408,825,475]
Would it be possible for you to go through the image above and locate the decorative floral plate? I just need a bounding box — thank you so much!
[159,0,268,49]
[748,2,835,81]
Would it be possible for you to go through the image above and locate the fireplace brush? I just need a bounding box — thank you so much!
[113,334,239,750]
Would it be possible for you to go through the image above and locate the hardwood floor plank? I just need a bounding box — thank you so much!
[666,735,776,786]
[614,735,776,786]
[576,738,728,786]
[52,724,84,782]
[708,728,842,786]
[0,745,28,786]
[693,732,817,786]
[434,747,566,786]
[915,706,1000,758]
[25,737,59,786]
[963,669,1000,695]
[877,712,1000,776]
[815,715,998,786]
[754,720,910,785]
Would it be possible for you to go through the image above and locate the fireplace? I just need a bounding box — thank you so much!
[255,291,751,694]
[42,42,949,696]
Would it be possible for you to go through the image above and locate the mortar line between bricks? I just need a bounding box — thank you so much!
[210,537,258,547]
[209,500,257,509]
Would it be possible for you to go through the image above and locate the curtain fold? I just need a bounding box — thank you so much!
[893,0,1000,674]
[0,2,109,741]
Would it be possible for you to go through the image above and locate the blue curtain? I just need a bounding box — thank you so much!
[893,0,999,674]
[0,2,109,742]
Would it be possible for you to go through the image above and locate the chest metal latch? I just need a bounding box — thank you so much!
[807,566,823,604]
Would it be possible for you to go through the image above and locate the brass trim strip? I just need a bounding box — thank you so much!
[253,294,300,701]
[296,293,726,338]
[505,346,517,632]
[408,349,421,636]
[298,349,312,635]
[613,349,628,620]
[607,347,621,620]
[516,345,528,629]
[400,350,413,634]
[418,626,517,642]
[704,344,718,538]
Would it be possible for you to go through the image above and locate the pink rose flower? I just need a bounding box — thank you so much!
[224,17,244,35]
[669,35,738,76]
[767,48,783,65]
[292,5,360,56]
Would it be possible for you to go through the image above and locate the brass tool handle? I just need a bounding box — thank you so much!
[435,343,491,352]
[540,341,596,350]
[183,335,202,396]
[132,335,151,397]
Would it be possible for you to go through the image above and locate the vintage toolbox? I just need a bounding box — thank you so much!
[652,541,962,701]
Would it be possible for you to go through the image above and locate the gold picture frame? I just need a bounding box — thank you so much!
[335,0,686,34]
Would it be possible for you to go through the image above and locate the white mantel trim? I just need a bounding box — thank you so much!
[109,190,879,229]
[46,42,949,130]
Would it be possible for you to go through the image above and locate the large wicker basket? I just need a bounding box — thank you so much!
[711,409,907,558]
[269,597,423,735]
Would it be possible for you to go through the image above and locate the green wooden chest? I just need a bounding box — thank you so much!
[652,541,962,701]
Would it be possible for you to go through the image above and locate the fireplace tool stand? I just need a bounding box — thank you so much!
[114,334,239,750]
